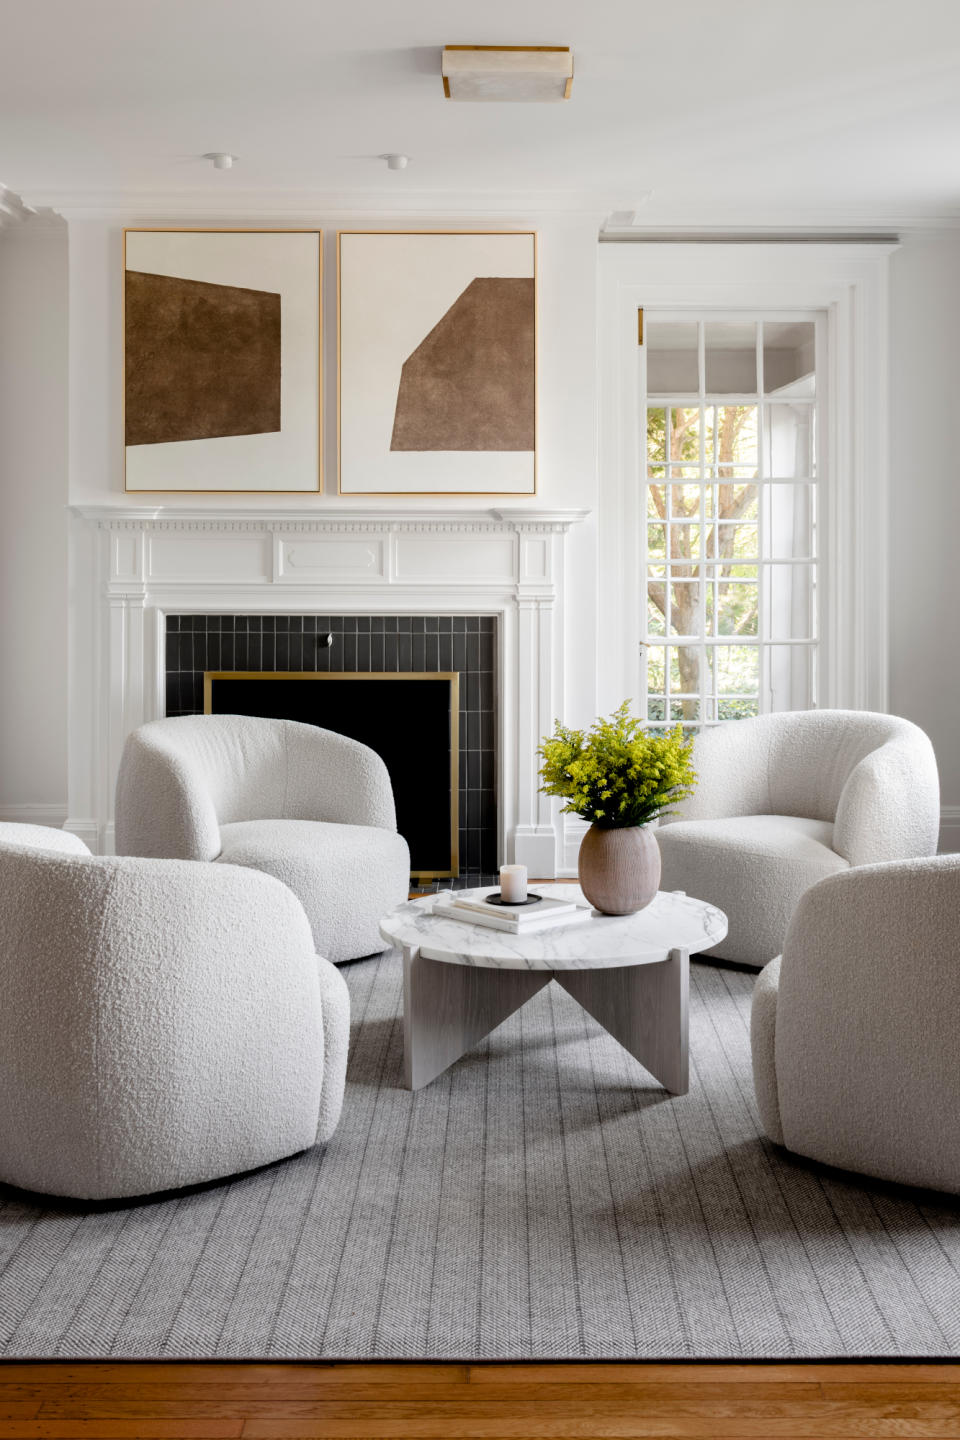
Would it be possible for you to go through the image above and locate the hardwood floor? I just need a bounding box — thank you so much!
[0,1362,958,1439]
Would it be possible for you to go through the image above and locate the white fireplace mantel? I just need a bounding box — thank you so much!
[71,504,590,873]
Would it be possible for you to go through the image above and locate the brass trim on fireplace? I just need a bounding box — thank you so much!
[203,671,461,879]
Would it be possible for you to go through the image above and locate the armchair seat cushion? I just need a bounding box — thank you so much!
[657,815,848,968]
[218,819,410,965]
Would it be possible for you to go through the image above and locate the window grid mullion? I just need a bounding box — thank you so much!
[664,405,673,713]
[757,322,770,714]
[698,321,707,724]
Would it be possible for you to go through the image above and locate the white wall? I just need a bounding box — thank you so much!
[0,219,69,822]
[888,230,960,849]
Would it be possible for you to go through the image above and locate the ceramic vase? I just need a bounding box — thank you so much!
[578,823,660,915]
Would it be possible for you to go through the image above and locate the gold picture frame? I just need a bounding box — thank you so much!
[203,670,460,879]
[123,228,322,495]
[337,230,538,497]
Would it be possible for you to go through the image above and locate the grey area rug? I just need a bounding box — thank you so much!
[2,950,960,1359]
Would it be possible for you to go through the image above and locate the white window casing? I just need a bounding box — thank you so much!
[597,241,895,723]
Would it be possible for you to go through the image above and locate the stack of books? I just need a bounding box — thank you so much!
[432,889,592,935]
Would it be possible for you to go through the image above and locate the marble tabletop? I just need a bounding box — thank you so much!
[379,884,727,971]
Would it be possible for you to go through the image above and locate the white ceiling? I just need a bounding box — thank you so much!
[4,0,960,224]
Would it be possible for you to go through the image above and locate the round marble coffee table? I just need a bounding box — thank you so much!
[379,884,727,1094]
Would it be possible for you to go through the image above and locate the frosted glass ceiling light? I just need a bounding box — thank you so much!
[441,46,573,101]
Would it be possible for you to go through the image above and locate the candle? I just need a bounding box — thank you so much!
[500,864,528,904]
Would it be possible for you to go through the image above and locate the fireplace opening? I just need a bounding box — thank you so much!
[164,614,498,882]
[205,671,458,878]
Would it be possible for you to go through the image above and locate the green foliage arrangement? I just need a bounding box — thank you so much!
[538,702,697,829]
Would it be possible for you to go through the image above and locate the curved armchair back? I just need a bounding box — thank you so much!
[0,835,326,1199]
[771,855,960,1193]
[116,714,397,860]
[661,710,939,863]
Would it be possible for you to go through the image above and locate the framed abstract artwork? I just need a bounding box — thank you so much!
[123,229,321,493]
[338,230,537,495]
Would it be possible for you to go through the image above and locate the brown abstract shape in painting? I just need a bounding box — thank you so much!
[391,276,534,452]
[125,270,281,446]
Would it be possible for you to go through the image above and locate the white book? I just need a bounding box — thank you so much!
[449,891,579,924]
[432,898,592,935]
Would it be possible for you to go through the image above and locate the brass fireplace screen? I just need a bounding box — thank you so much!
[204,671,460,879]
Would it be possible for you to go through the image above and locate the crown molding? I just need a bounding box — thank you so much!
[0,184,68,236]
[16,178,960,234]
[600,212,960,237]
[0,185,35,230]
[21,186,613,223]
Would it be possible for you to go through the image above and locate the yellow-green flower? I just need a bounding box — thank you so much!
[537,701,696,829]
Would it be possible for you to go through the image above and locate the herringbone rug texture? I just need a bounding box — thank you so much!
[2,950,960,1358]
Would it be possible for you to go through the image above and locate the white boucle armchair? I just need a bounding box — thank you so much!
[751,855,960,1195]
[115,714,411,964]
[656,710,940,967]
[0,824,350,1201]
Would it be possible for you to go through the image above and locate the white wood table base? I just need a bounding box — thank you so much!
[554,949,688,1094]
[402,948,550,1091]
[381,885,727,1095]
[403,943,690,1093]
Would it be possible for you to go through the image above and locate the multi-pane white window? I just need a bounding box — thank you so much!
[641,313,821,727]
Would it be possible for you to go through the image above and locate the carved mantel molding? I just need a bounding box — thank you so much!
[72,505,590,537]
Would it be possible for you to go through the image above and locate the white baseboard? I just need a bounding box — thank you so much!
[63,818,102,853]
[560,816,589,877]
[940,806,960,854]
[0,803,68,828]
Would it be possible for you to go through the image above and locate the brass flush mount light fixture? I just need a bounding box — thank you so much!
[441,46,573,101]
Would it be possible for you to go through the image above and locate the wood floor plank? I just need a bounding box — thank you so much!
[30,1383,825,1413]
[27,1381,822,1404]
[237,1406,960,1440]
[0,1421,243,1439]
[468,1363,960,1385]
[0,1364,465,1388]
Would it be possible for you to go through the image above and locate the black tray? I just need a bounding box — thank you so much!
[484,891,543,907]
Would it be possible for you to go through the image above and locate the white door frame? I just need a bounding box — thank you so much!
[597,241,897,720]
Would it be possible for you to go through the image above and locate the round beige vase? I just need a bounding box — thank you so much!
[577,824,661,915]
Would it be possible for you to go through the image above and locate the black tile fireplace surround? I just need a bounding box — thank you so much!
[165,613,498,882]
